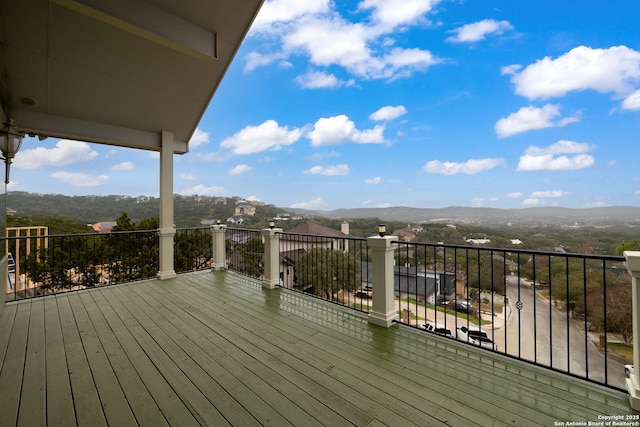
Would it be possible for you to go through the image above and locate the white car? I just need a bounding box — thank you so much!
[456,325,497,351]
[422,322,453,338]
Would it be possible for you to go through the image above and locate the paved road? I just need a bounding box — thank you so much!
[395,276,627,389]
[494,275,626,389]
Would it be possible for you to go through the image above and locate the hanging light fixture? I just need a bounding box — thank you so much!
[0,120,24,184]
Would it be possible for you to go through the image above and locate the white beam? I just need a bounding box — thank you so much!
[12,109,188,153]
[54,0,217,63]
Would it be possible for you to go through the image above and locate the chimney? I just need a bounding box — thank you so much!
[341,220,349,235]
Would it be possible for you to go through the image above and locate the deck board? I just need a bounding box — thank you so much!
[77,290,167,427]
[87,289,199,426]
[56,294,107,425]
[0,301,31,425]
[122,284,324,427]
[43,297,76,427]
[182,273,541,426]
[0,270,636,426]
[18,298,46,427]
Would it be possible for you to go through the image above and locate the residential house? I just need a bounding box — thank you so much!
[91,221,117,233]
[359,261,457,303]
[234,204,256,216]
[279,222,351,253]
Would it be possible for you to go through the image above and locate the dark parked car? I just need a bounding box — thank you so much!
[453,300,474,314]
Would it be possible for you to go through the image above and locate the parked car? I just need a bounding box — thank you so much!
[422,322,453,338]
[453,300,475,314]
[626,365,634,378]
[456,325,497,350]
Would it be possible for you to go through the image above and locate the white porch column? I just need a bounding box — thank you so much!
[261,226,282,289]
[158,130,176,280]
[211,224,227,270]
[367,234,399,327]
[625,251,640,410]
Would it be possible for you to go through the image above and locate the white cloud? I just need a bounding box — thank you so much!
[495,104,580,138]
[423,158,506,175]
[110,161,134,171]
[508,45,640,101]
[229,164,253,176]
[523,190,567,206]
[522,198,543,206]
[365,176,382,184]
[304,164,351,176]
[471,197,486,207]
[14,140,98,169]
[247,0,441,82]
[245,51,286,72]
[308,115,385,146]
[500,64,522,76]
[622,89,640,110]
[506,192,522,198]
[51,171,108,187]
[251,0,331,33]
[446,19,513,43]
[189,128,209,148]
[295,70,353,89]
[246,195,261,202]
[180,184,226,196]
[517,140,595,171]
[376,203,394,208]
[220,120,302,155]
[289,197,328,209]
[531,190,566,198]
[369,105,407,121]
[358,0,441,30]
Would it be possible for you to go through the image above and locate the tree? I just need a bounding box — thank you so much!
[295,248,361,299]
[228,237,264,278]
[617,240,640,255]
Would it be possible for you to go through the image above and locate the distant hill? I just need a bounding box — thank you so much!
[5,192,281,228]
[284,205,640,226]
[7,191,640,228]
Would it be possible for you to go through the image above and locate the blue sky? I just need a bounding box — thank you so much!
[11,0,640,211]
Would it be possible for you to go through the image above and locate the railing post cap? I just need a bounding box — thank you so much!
[624,251,640,272]
[367,235,397,247]
[262,227,282,234]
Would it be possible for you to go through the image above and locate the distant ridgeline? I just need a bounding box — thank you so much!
[7,191,640,229]
[5,192,284,228]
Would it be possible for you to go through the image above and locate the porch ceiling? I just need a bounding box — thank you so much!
[0,0,263,154]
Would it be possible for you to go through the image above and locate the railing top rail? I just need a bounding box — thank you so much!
[224,227,263,233]
[4,229,159,240]
[276,231,367,242]
[391,239,625,262]
[175,226,211,232]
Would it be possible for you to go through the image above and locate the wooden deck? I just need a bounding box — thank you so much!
[0,270,635,426]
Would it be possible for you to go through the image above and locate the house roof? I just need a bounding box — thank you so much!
[0,0,263,153]
[285,223,349,238]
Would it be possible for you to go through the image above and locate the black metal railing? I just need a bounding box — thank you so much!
[277,231,370,312]
[5,230,159,300]
[225,227,264,279]
[174,227,213,273]
[392,240,629,390]
[5,227,215,301]
[4,223,632,390]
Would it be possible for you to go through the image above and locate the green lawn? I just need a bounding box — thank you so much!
[608,342,633,363]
